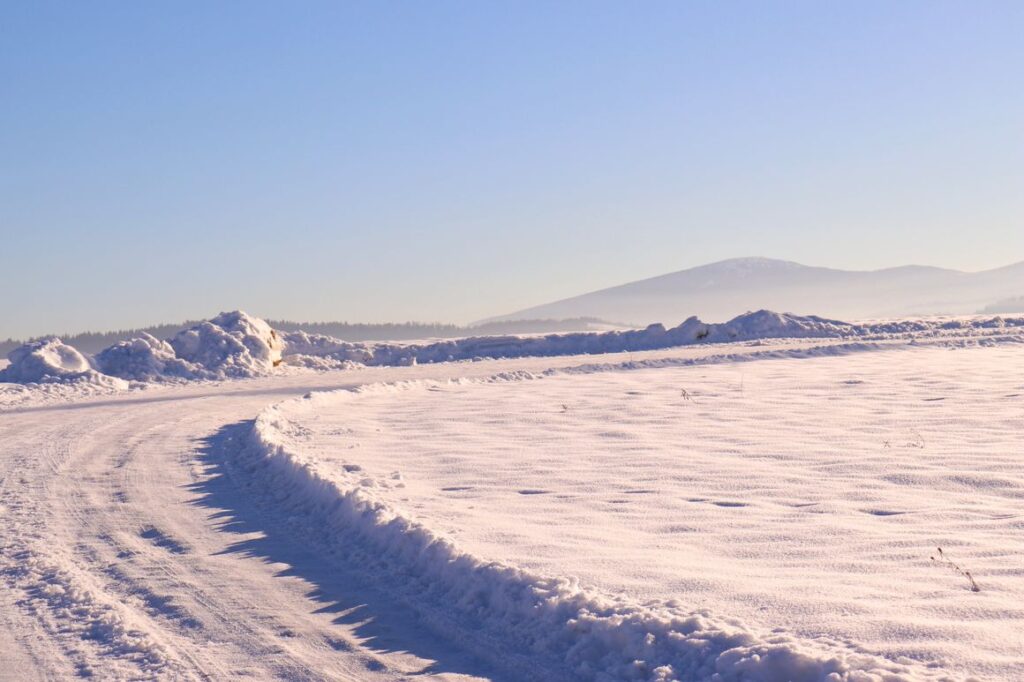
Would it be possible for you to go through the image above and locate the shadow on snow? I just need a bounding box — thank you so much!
[188,420,506,681]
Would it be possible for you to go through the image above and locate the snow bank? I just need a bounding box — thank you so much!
[239,383,943,682]
[306,311,855,368]
[7,309,1024,388]
[168,310,283,378]
[717,310,850,340]
[91,311,285,381]
[0,337,126,388]
[95,333,199,381]
[279,330,373,364]
[2,311,290,387]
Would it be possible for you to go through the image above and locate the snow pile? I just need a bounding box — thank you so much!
[7,309,1024,389]
[2,311,292,386]
[168,311,284,378]
[91,311,285,381]
[279,330,373,364]
[238,385,942,682]
[717,310,850,340]
[95,333,198,381]
[0,337,126,388]
[279,354,359,371]
[358,312,854,366]
[283,312,827,368]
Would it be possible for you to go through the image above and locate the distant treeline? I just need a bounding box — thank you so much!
[981,297,1024,314]
[0,322,201,356]
[1,317,617,356]
[267,318,615,341]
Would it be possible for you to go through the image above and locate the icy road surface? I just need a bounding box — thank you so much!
[1,335,1021,680]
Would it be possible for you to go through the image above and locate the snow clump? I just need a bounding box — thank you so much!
[168,311,284,378]
[95,333,199,381]
[0,337,127,387]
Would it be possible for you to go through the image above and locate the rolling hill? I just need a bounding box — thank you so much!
[487,257,1024,325]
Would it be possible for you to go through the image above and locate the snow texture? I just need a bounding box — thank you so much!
[95,333,199,381]
[0,337,127,388]
[3,331,1021,679]
[168,310,284,378]
[240,377,954,682]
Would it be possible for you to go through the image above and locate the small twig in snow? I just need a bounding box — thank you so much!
[931,547,981,592]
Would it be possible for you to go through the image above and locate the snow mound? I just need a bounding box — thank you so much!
[239,384,944,682]
[95,333,199,381]
[280,330,373,364]
[717,310,851,341]
[0,338,126,388]
[169,311,284,378]
[8,310,1024,390]
[280,353,361,371]
[356,312,853,366]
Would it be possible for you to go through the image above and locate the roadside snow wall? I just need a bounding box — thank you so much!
[0,337,127,387]
[6,310,1024,386]
[95,333,199,381]
[168,310,284,378]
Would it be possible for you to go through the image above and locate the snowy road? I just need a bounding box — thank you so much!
[0,334,1020,680]
[0,371,508,680]
[1,343,781,680]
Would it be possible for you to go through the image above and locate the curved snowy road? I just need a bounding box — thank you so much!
[0,369,524,681]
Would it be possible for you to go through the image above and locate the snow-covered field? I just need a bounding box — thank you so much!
[2,318,1022,680]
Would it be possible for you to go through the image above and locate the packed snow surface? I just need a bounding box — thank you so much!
[253,344,1024,680]
[2,319,1023,680]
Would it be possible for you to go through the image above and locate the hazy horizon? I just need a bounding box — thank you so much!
[5,254,1024,341]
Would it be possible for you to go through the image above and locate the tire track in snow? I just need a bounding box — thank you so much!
[1,374,521,680]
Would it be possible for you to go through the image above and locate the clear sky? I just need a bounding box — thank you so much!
[2,1,1022,338]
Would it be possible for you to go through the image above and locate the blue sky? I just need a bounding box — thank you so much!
[2,1,1022,337]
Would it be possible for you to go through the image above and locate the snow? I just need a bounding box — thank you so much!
[244,380,932,680]
[95,333,199,381]
[245,343,1024,680]
[276,312,1020,369]
[4,309,1024,392]
[168,310,284,377]
[2,330,1022,679]
[280,329,373,363]
[0,337,127,388]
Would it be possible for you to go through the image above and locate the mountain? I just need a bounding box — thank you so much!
[486,257,1024,325]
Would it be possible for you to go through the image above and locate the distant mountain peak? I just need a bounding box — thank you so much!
[486,257,1024,326]
[702,256,806,268]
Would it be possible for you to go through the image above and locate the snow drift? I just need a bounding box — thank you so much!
[92,311,285,381]
[314,311,852,367]
[0,337,126,388]
[95,333,198,381]
[168,310,284,378]
[236,383,946,682]
[279,329,373,365]
[5,309,1024,388]
[3,311,289,386]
